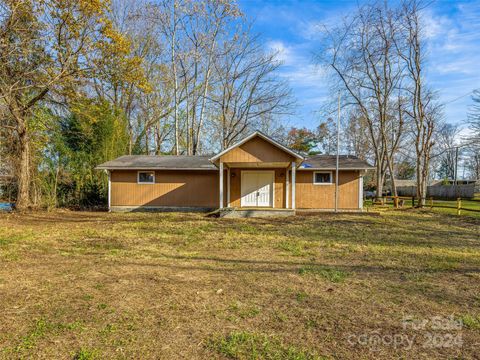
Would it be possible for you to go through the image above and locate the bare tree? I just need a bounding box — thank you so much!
[435,123,459,179]
[468,89,480,142]
[212,31,294,149]
[399,0,442,206]
[343,108,372,159]
[181,1,241,154]
[319,2,405,200]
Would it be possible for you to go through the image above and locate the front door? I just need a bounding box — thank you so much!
[241,171,274,207]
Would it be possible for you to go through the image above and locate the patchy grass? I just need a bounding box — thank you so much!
[461,315,480,331]
[207,331,322,360]
[72,348,100,360]
[0,210,479,358]
[298,266,349,283]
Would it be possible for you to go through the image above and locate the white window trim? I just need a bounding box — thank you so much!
[313,171,333,185]
[137,171,155,184]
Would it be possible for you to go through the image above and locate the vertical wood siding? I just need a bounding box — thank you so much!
[220,136,295,163]
[110,168,360,209]
[295,170,360,209]
[111,170,218,207]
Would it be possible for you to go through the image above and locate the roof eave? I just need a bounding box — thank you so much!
[95,166,217,171]
[298,167,375,171]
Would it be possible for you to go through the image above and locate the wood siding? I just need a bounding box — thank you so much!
[111,170,218,207]
[220,136,295,163]
[109,168,360,210]
[294,170,360,209]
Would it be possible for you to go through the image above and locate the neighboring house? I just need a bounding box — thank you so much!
[96,131,373,213]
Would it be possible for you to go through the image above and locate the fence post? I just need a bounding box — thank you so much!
[412,196,415,208]
[393,196,398,208]
[457,198,461,215]
[430,197,433,209]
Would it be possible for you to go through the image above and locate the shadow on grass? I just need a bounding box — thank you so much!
[109,253,480,276]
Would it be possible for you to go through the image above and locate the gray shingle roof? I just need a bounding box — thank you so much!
[96,155,217,170]
[97,154,373,170]
[300,155,373,170]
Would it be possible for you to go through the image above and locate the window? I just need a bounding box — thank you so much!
[313,171,332,185]
[138,171,155,184]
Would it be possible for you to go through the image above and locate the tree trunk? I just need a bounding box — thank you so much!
[16,127,30,210]
[387,160,398,197]
[416,156,425,207]
[375,164,384,201]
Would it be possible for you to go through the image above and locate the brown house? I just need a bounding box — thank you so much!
[96,131,372,214]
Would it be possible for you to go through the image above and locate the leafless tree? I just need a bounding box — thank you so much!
[398,0,442,206]
[211,31,294,149]
[434,123,459,179]
[319,2,405,199]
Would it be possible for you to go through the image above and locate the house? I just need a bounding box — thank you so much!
[96,131,373,214]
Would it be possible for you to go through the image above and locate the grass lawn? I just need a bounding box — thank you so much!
[0,210,479,359]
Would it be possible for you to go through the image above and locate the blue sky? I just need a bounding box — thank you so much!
[238,0,480,132]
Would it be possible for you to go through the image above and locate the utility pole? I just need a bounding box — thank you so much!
[454,147,458,186]
[335,92,340,213]
[454,146,459,198]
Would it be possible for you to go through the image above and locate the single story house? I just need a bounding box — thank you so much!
[96,131,373,213]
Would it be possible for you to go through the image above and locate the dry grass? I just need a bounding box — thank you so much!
[0,210,479,359]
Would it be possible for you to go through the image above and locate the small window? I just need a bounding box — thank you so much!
[138,171,155,184]
[313,172,332,185]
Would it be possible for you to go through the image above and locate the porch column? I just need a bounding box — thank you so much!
[227,167,231,207]
[105,170,111,212]
[291,161,296,209]
[285,167,289,209]
[219,162,224,209]
[358,172,364,209]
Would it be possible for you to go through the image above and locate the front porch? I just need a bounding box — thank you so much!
[210,131,305,212]
[218,165,297,210]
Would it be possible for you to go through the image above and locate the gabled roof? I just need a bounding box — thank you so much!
[96,155,217,170]
[209,131,304,162]
[299,155,373,170]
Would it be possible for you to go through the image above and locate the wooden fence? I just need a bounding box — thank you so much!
[397,182,479,200]
[366,196,480,215]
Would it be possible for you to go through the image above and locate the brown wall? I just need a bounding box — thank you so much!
[220,136,295,163]
[110,168,361,210]
[111,170,219,207]
[295,170,360,209]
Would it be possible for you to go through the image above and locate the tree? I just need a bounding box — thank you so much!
[286,127,319,154]
[319,2,405,200]
[342,109,372,159]
[57,99,129,206]
[435,123,459,180]
[468,89,480,142]
[317,118,337,155]
[0,0,130,209]
[396,160,415,179]
[465,89,480,179]
[398,0,442,206]
[212,30,294,149]
[92,0,152,155]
